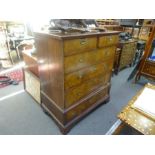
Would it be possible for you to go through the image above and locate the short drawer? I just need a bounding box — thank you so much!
[65,86,109,122]
[65,74,108,108]
[64,60,113,90]
[64,46,116,74]
[98,35,119,47]
[64,37,97,56]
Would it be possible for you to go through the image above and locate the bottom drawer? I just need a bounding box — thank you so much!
[24,70,41,103]
[65,73,111,108]
[119,57,132,69]
[65,86,109,122]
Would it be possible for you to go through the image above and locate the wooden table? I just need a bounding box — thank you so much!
[106,83,155,135]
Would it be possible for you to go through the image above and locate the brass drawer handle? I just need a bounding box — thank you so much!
[108,36,113,41]
[80,39,87,45]
[91,67,97,71]
[79,58,84,62]
[78,73,83,79]
[77,93,81,96]
[103,64,108,70]
[105,51,109,56]
[71,111,76,116]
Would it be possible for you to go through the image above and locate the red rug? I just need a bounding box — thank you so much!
[0,69,23,88]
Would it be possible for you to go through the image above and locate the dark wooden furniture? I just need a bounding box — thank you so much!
[106,83,155,135]
[135,25,155,82]
[34,30,119,134]
[114,39,137,74]
[22,50,41,103]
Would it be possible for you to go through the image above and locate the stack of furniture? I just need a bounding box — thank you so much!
[114,39,137,74]
[96,19,119,25]
[96,19,123,31]
[34,30,119,133]
[100,25,123,31]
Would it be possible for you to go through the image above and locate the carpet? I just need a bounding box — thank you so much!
[0,69,23,88]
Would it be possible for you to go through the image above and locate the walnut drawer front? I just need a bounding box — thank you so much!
[64,60,113,90]
[64,37,97,56]
[64,46,116,74]
[65,74,109,108]
[65,86,109,122]
[98,35,119,47]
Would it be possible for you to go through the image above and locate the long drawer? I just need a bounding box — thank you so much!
[64,60,113,90]
[65,86,109,122]
[98,35,119,47]
[65,73,110,108]
[122,43,137,52]
[64,37,97,56]
[122,49,136,56]
[64,46,116,74]
[120,54,134,61]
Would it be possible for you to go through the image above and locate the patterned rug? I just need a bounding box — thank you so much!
[0,69,23,88]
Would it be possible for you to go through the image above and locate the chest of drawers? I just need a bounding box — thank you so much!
[34,31,119,134]
[114,40,137,74]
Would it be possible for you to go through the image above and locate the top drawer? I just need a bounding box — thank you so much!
[64,37,97,56]
[98,35,119,48]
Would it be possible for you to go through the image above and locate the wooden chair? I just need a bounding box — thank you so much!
[135,25,155,82]
[16,40,35,60]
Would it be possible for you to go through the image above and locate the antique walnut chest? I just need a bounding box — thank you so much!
[34,30,119,134]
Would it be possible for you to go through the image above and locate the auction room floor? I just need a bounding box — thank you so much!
[0,66,154,135]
